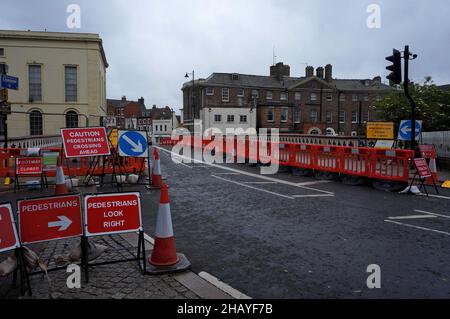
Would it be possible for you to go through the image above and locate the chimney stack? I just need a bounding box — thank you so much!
[305,66,314,78]
[121,96,127,102]
[325,64,333,82]
[138,96,145,104]
[270,62,290,80]
[316,67,324,79]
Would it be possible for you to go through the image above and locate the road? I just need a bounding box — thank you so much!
[146,145,450,299]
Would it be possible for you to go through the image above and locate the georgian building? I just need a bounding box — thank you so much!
[182,62,392,136]
[0,30,108,145]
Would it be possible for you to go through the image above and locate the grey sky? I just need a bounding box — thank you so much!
[1,0,450,112]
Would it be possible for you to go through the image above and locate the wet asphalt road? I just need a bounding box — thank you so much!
[146,146,450,299]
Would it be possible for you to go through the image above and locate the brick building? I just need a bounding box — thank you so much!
[106,96,146,129]
[182,62,392,136]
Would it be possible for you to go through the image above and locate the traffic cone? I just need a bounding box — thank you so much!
[149,184,179,266]
[146,184,191,275]
[55,156,68,195]
[425,157,439,186]
[151,148,162,189]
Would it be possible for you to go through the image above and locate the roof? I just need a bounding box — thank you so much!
[183,72,392,92]
[0,29,109,68]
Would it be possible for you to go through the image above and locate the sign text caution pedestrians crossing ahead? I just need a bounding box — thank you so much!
[84,192,142,237]
[398,120,423,141]
[118,130,149,158]
[61,127,111,158]
[18,195,83,244]
[0,203,20,253]
[16,157,43,175]
[413,158,432,178]
[0,75,19,90]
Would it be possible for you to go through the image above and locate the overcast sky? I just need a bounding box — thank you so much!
[1,0,450,112]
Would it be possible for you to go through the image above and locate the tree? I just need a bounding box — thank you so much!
[372,78,450,132]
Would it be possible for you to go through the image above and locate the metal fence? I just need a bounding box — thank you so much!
[422,131,450,158]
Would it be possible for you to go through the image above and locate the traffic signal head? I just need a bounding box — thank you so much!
[386,49,402,84]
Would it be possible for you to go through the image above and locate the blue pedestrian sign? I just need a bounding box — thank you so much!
[0,75,19,90]
[118,131,149,158]
[398,120,422,141]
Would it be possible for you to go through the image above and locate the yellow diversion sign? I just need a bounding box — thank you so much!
[109,128,118,148]
[367,122,394,140]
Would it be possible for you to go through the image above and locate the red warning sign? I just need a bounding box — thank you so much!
[84,192,142,237]
[18,195,83,244]
[16,157,43,175]
[61,127,111,158]
[0,203,20,253]
[414,158,432,178]
[419,145,436,159]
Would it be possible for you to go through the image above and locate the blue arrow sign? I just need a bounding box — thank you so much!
[0,75,19,90]
[398,120,422,141]
[118,131,148,158]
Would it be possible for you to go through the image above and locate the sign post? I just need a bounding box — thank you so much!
[408,158,439,196]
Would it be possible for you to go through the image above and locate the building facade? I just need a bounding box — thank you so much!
[0,30,108,141]
[182,62,392,136]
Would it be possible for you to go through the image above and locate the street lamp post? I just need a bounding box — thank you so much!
[185,71,195,122]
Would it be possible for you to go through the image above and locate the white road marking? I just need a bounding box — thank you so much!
[295,181,334,187]
[198,271,252,299]
[157,146,334,196]
[292,194,335,198]
[242,182,278,185]
[425,194,450,200]
[212,173,241,176]
[414,210,450,219]
[385,220,450,237]
[211,175,295,200]
[388,215,438,220]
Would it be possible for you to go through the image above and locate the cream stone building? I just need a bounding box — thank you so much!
[0,30,108,147]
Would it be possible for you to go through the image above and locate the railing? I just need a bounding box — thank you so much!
[0,135,62,149]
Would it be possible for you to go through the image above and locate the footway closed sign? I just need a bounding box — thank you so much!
[18,195,83,244]
[0,203,20,253]
[84,192,142,237]
[61,127,111,158]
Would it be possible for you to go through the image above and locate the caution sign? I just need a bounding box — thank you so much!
[84,192,142,237]
[18,195,83,244]
[419,145,436,159]
[0,203,20,253]
[16,157,43,175]
[61,127,111,158]
[367,122,394,140]
[413,158,432,178]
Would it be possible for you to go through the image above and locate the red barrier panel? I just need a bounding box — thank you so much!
[341,147,371,177]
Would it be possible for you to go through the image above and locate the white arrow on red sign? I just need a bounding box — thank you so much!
[48,216,72,231]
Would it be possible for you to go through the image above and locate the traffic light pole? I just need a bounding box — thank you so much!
[403,45,417,152]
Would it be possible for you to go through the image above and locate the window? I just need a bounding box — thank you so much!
[281,108,288,122]
[339,94,346,102]
[310,110,318,123]
[227,115,235,123]
[267,108,274,122]
[206,87,214,96]
[294,109,301,123]
[222,88,229,102]
[266,91,273,100]
[326,111,333,123]
[339,111,345,124]
[237,89,245,97]
[251,90,259,98]
[363,110,370,123]
[0,64,6,74]
[29,110,43,136]
[280,92,288,101]
[240,115,247,123]
[326,94,333,102]
[0,48,4,56]
[155,125,158,132]
[160,125,163,131]
[352,95,359,102]
[376,95,382,102]
[29,65,42,102]
[232,73,240,81]
[65,66,77,102]
[310,93,317,101]
[65,111,78,128]
[352,111,358,123]
[364,95,369,102]
[165,125,167,131]
[214,114,222,122]
[294,92,301,101]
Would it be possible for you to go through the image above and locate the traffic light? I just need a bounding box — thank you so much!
[386,49,402,84]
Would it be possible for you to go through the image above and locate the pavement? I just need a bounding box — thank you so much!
[0,185,235,300]
[150,145,450,299]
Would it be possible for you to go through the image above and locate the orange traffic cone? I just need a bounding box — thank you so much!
[149,184,179,266]
[147,184,190,275]
[425,157,439,186]
[151,148,162,189]
[55,156,68,195]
